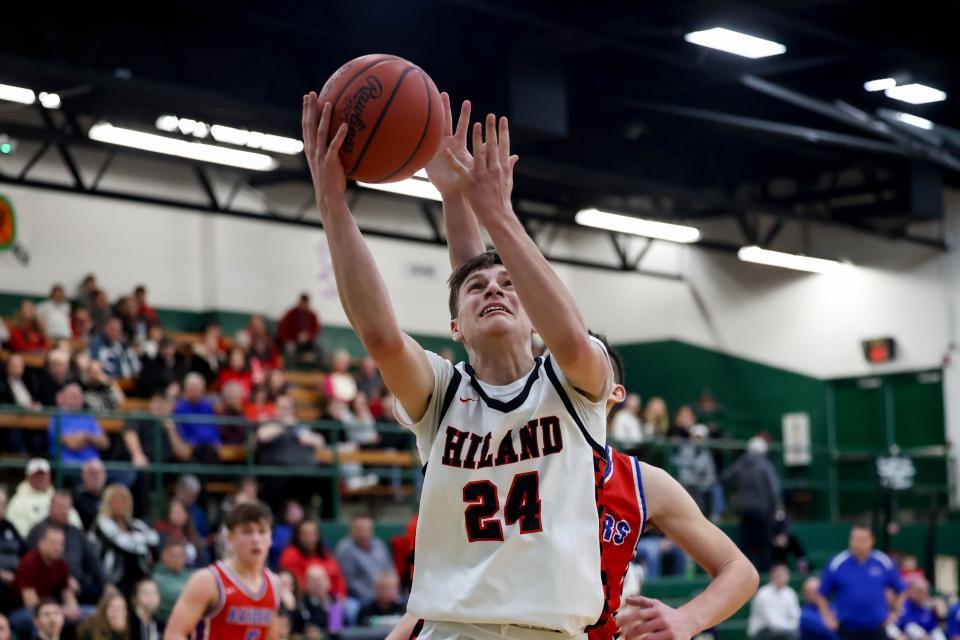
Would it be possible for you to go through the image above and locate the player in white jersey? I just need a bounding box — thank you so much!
[302,86,612,640]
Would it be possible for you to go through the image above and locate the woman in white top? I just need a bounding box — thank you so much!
[610,392,644,449]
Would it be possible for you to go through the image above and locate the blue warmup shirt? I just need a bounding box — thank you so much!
[946,602,960,639]
[800,603,836,640]
[173,398,219,446]
[48,414,104,463]
[819,550,905,631]
[898,599,938,634]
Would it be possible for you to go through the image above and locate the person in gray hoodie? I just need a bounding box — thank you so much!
[723,436,783,572]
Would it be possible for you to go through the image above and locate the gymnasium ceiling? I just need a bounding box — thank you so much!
[2,0,959,250]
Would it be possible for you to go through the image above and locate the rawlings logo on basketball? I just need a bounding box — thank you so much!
[341,76,384,154]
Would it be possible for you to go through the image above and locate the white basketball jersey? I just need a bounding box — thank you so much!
[396,340,612,635]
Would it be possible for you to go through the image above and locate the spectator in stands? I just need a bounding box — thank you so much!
[358,572,404,626]
[610,393,644,452]
[1,353,39,409]
[895,578,944,640]
[123,393,186,472]
[74,459,107,530]
[723,436,783,572]
[898,555,925,584]
[26,490,106,605]
[92,484,159,594]
[138,338,186,397]
[642,396,670,437]
[72,307,95,344]
[0,317,7,347]
[132,286,157,326]
[257,395,328,513]
[49,383,109,466]
[37,285,72,341]
[277,570,299,615]
[172,475,208,539]
[674,424,720,520]
[31,599,66,640]
[216,348,253,396]
[77,274,98,311]
[150,540,189,625]
[8,300,50,354]
[748,564,800,640]
[667,404,699,439]
[344,393,378,447]
[81,360,125,411]
[172,373,219,462]
[89,290,112,335]
[335,516,393,608]
[89,317,140,380]
[0,613,9,640]
[188,325,225,385]
[355,357,384,400]
[271,503,305,569]
[0,487,24,613]
[323,349,357,403]
[77,591,129,640]
[217,380,250,446]
[772,517,810,574]
[800,578,834,640]
[292,565,343,638]
[813,525,906,639]
[244,385,276,422]
[9,528,81,632]
[32,349,73,408]
[152,499,208,568]
[238,315,280,372]
[279,520,347,599]
[278,293,322,367]
[128,578,162,640]
[266,370,289,401]
[634,533,688,580]
[947,602,960,640]
[7,458,83,538]
[275,611,293,640]
[138,324,165,361]
[114,295,144,346]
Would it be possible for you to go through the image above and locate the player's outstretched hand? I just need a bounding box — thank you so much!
[425,93,473,197]
[302,93,348,210]
[616,596,699,640]
[446,113,519,224]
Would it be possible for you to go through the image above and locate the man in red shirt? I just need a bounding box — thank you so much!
[277,294,322,367]
[8,527,81,635]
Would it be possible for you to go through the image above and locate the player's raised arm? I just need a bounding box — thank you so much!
[425,94,489,269]
[616,464,760,640]
[447,114,607,399]
[302,93,435,421]
[162,569,217,640]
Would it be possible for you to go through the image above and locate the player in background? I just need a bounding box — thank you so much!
[163,502,278,640]
[384,95,758,640]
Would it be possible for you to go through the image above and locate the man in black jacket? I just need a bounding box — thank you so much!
[26,490,108,604]
[0,486,25,614]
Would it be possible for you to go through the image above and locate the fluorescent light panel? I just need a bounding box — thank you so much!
[884,83,946,105]
[896,112,933,130]
[0,83,36,105]
[157,115,303,155]
[357,174,441,201]
[575,208,700,243]
[89,122,278,171]
[38,92,61,109]
[737,245,840,274]
[683,27,786,59]
[864,78,896,92]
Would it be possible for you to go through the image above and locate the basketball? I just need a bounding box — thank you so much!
[318,54,444,183]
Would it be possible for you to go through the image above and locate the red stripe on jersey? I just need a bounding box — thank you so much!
[589,448,646,640]
[194,561,279,640]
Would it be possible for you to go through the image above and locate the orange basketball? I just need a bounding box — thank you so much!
[318,54,444,183]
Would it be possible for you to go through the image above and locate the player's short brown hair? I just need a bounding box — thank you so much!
[447,250,503,318]
[224,501,272,530]
[588,331,624,385]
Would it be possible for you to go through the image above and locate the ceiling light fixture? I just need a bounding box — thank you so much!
[884,83,946,105]
[357,169,441,201]
[864,78,897,92]
[737,245,841,274]
[895,112,933,130]
[575,208,701,243]
[0,83,36,105]
[683,27,786,59]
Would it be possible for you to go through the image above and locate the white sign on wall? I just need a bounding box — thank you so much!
[782,412,811,467]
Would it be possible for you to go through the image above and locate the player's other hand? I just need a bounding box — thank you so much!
[302,93,349,210]
[425,93,473,196]
[446,113,519,223]
[617,596,699,640]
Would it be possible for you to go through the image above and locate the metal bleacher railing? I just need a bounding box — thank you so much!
[0,403,422,520]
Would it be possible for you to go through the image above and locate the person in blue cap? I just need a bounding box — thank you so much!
[812,525,906,640]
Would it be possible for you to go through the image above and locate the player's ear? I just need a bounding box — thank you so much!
[611,384,626,404]
[450,319,463,343]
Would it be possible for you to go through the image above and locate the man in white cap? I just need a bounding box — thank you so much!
[722,436,783,572]
[5,459,81,538]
